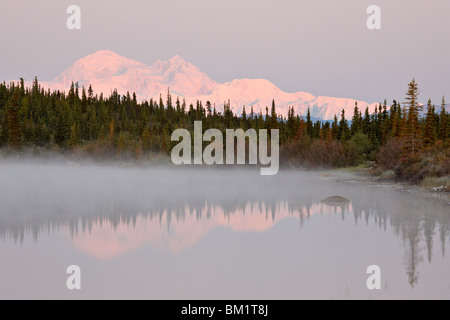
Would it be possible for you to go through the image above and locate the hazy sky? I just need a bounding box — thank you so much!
[1,0,449,104]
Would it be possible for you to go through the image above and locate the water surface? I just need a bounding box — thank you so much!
[0,163,449,299]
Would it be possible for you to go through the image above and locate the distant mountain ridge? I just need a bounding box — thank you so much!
[12,50,382,120]
[46,50,218,100]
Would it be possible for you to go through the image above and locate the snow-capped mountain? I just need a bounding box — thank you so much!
[193,78,378,120]
[15,50,379,120]
[41,50,218,100]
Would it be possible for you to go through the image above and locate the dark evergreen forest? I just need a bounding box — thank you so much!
[0,78,449,183]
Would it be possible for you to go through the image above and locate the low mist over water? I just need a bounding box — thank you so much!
[0,162,449,299]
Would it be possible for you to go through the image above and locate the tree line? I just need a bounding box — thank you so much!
[0,78,449,181]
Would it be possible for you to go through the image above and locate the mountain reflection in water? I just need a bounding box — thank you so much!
[0,163,449,290]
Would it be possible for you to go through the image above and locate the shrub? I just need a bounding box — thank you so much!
[377,138,404,170]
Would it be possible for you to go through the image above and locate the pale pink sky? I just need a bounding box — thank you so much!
[1,0,449,104]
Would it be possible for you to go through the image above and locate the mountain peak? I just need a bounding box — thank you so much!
[89,49,121,58]
[169,55,186,64]
[151,55,192,72]
[28,50,378,120]
[81,50,143,66]
[53,50,145,84]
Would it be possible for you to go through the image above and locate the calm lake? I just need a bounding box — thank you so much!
[0,162,449,299]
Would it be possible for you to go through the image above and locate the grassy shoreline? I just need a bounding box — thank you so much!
[329,162,450,204]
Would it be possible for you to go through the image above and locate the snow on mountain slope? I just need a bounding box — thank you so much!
[177,78,315,116]
[40,50,218,101]
[53,50,146,86]
[298,96,379,121]
[13,50,379,120]
[170,78,378,119]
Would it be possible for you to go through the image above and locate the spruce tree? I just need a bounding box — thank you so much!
[404,78,423,158]
[331,115,339,139]
[423,99,436,146]
[306,107,313,137]
[390,101,400,137]
[88,84,94,103]
[286,106,296,140]
[338,109,350,141]
[269,100,278,129]
[206,101,212,117]
[351,102,361,135]
[362,107,371,135]
[438,97,447,140]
